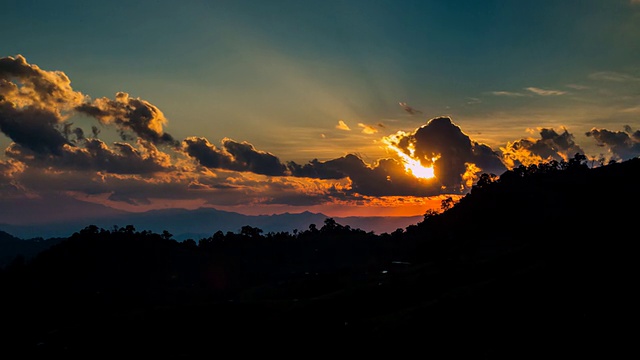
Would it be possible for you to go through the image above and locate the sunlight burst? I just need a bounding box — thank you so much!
[383,136,438,180]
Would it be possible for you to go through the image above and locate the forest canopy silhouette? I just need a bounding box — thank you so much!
[1,154,638,357]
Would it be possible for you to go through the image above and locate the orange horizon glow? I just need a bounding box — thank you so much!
[69,191,452,218]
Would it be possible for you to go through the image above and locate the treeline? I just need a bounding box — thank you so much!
[0,154,638,356]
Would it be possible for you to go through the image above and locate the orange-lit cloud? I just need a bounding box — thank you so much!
[6,139,175,175]
[500,127,584,168]
[0,54,86,114]
[358,123,380,134]
[336,120,351,130]
[382,117,506,191]
[2,55,640,220]
[77,92,178,146]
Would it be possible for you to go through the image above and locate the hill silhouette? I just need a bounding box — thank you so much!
[0,155,638,357]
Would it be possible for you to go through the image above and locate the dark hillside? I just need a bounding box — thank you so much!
[0,156,638,357]
[0,232,65,268]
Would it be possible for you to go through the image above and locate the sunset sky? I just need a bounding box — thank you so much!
[1,0,639,224]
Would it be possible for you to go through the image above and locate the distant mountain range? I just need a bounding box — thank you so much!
[0,206,423,240]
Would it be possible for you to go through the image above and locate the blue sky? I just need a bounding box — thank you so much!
[1,0,639,220]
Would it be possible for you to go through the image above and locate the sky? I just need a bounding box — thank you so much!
[1,0,639,224]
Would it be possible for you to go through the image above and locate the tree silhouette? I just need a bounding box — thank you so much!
[440,196,455,211]
[0,156,637,357]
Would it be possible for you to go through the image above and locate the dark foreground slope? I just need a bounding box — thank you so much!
[1,157,638,357]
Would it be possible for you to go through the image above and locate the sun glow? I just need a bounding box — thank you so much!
[383,136,438,180]
[398,151,436,179]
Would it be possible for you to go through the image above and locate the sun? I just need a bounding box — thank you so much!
[404,156,435,179]
[383,137,438,180]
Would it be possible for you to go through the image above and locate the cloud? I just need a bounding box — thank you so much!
[5,138,174,174]
[293,154,443,197]
[183,134,459,197]
[0,55,177,177]
[589,71,640,82]
[358,123,379,134]
[383,116,507,190]
[500,127,585,168]
[399,102,422,115]
[490,91,527,97]
[0,159,25,193]
[0,55,88,156]
[76,92,178,146]
[287,158,348,179]
[0,54,85,113]
[0,103,71,156]
[183,136,288,176]
[3,55,638,214]
[566,84,590,90]
[585,126,640,161]
[336,120,351,130]
[525,87,567,96]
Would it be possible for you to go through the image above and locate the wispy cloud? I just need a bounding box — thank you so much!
[589,71,640,82]
[490,91,527,97]
[336,120,351,131]
[466,97,482,105]
[566,84,590,90]
[525,87,567,96]
[621,105,640,113]
[399,102,422,115]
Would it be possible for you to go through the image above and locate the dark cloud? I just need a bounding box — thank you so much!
[291,154,443,196]
[4,55,638,212]
[6,139,173,175]
[340,155,441,196]
[222,138,288,176]
[502,127,585,167]
[0,103,70,155]
[183,137,288,176]
[184,118,508,197]
[472,142,510,175]
[182,137,233,169]
[76,92,178,146]
[384,117,507,188]
[399,101,422,115]
[287,158,347,179]
[184,137,445,196]
[291,117,508,197]
[585,126,640,161]
[0,55,84,156]
[0,55,174,176]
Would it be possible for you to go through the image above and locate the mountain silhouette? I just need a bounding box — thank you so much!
[0,155,637,357]
[0,207,422,240]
